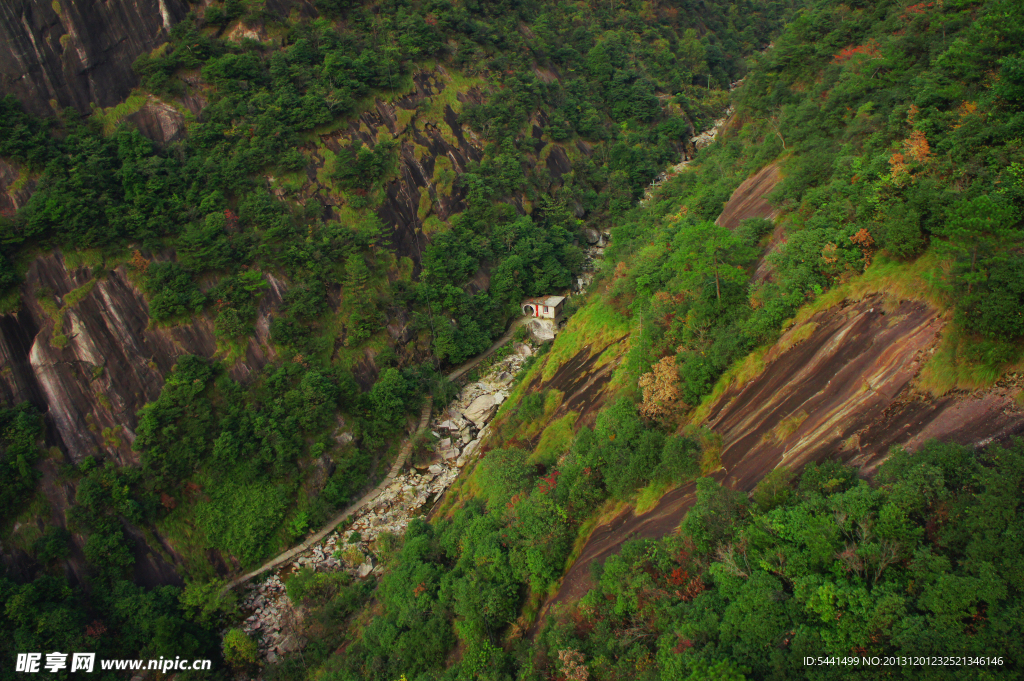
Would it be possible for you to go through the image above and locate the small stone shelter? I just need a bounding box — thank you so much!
[522,296,565,320]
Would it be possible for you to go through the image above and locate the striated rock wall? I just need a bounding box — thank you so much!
[0,252,283,465]
[703,295,1024,490]
[0,0,188,117]
[1,251,284,585]
[715,162,781,231]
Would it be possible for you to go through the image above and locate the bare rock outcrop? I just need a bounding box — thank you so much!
[0,252,283,465]
[0,0,189,117]
[714,162,781,231]
[703,295,1024,489]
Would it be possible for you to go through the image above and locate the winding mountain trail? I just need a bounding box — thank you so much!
[222,399,434,592]
[445,317,528,382]
[223,315,531,592]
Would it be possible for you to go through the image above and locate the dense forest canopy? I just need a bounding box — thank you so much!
[1,0,1023,677]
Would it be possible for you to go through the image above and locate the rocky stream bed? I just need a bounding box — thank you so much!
[236,343,537,662]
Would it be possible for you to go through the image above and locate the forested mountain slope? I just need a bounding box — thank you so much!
[2,0,1023,677]
[0,0,798,676]
[255,0,1023,679]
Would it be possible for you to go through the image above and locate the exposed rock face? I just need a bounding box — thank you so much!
[1,250,283,585]
[703,295,1024,489]
[124,96,187,144]
[526,318,557,342]
[540,295,1024,614]
[715,162,781,231]
[0,0,188,117]
[0,158,36,217]
[0,252,283,464]
[297,69,486,271]
[462,394,496,428]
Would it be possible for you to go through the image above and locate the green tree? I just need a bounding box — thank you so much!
[223,628,258,669]
[669,220,754,302]
[935,195,1021,295]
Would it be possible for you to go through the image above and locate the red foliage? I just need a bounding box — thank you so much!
[223,208,239,230]
[672,636,694,654]
[506,491,526,509]
[537,469,561,494]
[668,567,689,586]
[681,575,706,601]
[85,620,107,639]
[850,227,876,266]
[424,13,438,26]
[182,480,203,500]
[900,1,934,19]
[833,39,882,63]
[413,582,427,598]
[160,492,177,510]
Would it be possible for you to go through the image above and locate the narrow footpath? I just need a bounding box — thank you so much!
[222,400,434,592]
[223,315,529,593]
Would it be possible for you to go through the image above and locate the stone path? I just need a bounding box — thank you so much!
[222,399,434,592]
[445,316,527,382]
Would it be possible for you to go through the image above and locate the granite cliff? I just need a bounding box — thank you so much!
[0,0,188,116]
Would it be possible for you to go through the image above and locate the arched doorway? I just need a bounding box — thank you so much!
[523,304,535,316]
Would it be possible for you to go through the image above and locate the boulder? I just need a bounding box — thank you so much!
[526,318,557,342]
[279,635,302,654]
[513,342,533,357]
[462,394,497,428]
[584,228,601,244]
[461,438,481,460]
[356,562,373,578]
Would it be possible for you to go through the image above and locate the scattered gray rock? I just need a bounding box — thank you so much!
[527,318,557,342]
[462,394,497,428]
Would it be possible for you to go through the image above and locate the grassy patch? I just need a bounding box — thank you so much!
[764,410,808,445]
[634,480,675,515]
[529,411,578,465]
[216,334,250,367]
[777,321,817,354]
[562,498,629,571]
[541,295,631,382]
[916,328,1024,396]
[431,154,455,194]
[421,214,446,235]
[792,250,950,328]
[40,278,98,349]
[92,92,149,135]
[5,492,51,551]
[417,191,432,220]
[0,287,21,315]
[394,106,415,132]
